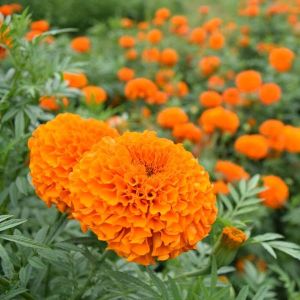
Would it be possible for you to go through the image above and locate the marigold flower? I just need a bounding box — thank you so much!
[147,29,163,44]
[117,67,135,82]
[260,175,289,209]
[155,69,175,87]
[160,48,179,67]
[172,122,202,143]
[28,113,118,212]
[259,119,285,151]
[199,91,223,108]
[63,72,88,88]
[189,27,207,44]
[69,131,217,265]
[142,48,160,63]
[25,30,42,41]
[39,96,69,111]
[164,81,189,98]
[119,35,135,48]
[234,134,269,159]
[138,22,149,30]
[70,36,91,53]
[155,8,171,20]
[157,107,188,129]
[203,18,222,33]
[199,56,221,76]
[82,86,107,104]
[31,20,49,32]
[213,180,229,195]
[121,18,133,28]
[208,75,225,89]
[223,87,241,105]
[221,227,247,249]
[209,31,225,50]
[198,5,210,14]
[215,160,249,182]
[259,83,281,105]
[125,78,158,101]
[283,125,300,153]
[125,49,138,61]
[269,47,295,72]
[199,106,239,134]
[146,91,168,105]
[235,70,262,92]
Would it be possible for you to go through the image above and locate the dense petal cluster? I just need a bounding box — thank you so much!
[157,107,188,128]
[28,113,118,211]
[125,78,158,100]
[215,160,249,182]
[69,131,217,265]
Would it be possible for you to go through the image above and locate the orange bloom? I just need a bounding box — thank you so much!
[170,15,188,31]
[142,48,160,63]
[119,35,135,48]
[31,20,49,32]
[155,8,171,20]
[198,5,210,14]
[164,81,189,98]
[121,18,133,28]
[259,119,285,151]
[213,180,229,195]
[25,30,42,41]
[209,31,225,50]
[223,88,241,105]
[199,106,239,134]
[146,91,168,105]
[259,83,281,105]
[82,86,107,104]
[235,70,262,92]
[208,75,225,89]
[28,113,118,212]
[125,78,158,101]
[157,107,188,128]
[215,160,249,182]
[63,72,88,88]
[203,18,222,33]
[117,67,135,82]
[155,69,175,86]
[235,134,269,159]
[147,29,163,44]
[199,91,223,108]
[39,96,69,111]
[283,125,300,153]
[172,122,202,143]
[221,227,247,249]
[69,131,217,265]
[160,48,179,66]
[189,27,207,44]
[269,47,295,72]
[70,36,91,53]
[141,107,151,118]
[125,49,138,61]
[199,56,221,76]
[137,22,149,30]
[260,175,289,209]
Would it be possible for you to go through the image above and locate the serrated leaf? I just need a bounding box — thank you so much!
[236,286,249,300]
[1,287,29,300]
[0,218,27,232]
[167,276,182,300]
[252,285,271,300]
[261,242,277,259]
[252,233,283,243]
[148,270,169,300]
[14,110,25,138]
[0,234,49,249]
[29,256,46,270]
[0,244,14,278]
[0,215,13,223]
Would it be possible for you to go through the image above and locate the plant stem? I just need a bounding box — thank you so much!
[174,264,211,280]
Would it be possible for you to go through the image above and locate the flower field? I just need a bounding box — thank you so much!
[1,0,300,299]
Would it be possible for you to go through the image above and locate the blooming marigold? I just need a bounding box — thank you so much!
[260,175,289,209]
[189,27,207,44]
[117,67,135,82]
[209,31,225,50]
[63,72,88,88]
[69,131,217,265]
[82,86,107,104]
[259,83,281,105]
[155,8,171,20]
[155,69,175,87]
[142,48,160,63]
[199,56,221,76]
[235,70,262,92]
[208,75,225,90]
[70,36,91,53]
[199,106,239,134]
[213,180,229,195]
[172,122,202,143]
[119,35,135,48]
[39,96,69,111]
[221,227,247,249]
[30,20,49,32]
[125,78,158,101]
[203,18,222,33]
[157,107,188,129]
[215,160,249,182]
[259,119,285,151]
[234,134,269,159]
[164,81,189,98]
[269,47,295,72]
[125,49,138,61]
[121,18,133,28]
[146,91,168,105]
[199,91,223,108]
[283,125,300,153]
[28,113,118,212]
[223,87,241,105]
[160,48,179,67]
[147,29,163,44]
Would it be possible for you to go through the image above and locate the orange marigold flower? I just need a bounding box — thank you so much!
[269,47,295,72]
[146,91,168,105]
[170,15,188,28]
[121,18,133,28]
[119,35,135,48]
[189,27,207,44]
[203,18,222,33]
[137,22,149,30]
[125,78,158,101]
[69,131,217,265]
[172,122,202,143]
[215,160,249,182]
[82,86,107,104]
[25,30,42,41]
[125,49,138,61]
[31,20,49,32]
[223,87,241,105]
[198,5,210,14]
[235,70,262,92]
[208,75,225,89]
[199,91,223,108]
[155,69,175,86]
[70,36,91,53]
[164,81,189,98]
[117,67,135,82]
[209,31,225,50]
[147,29,163,44]
[63,72,88,88]
[260,175,289,209]
[155,8,171,20]
[142,48,160,63]
[199,106,239,134]
[221,227,247,249]
[259,83,281,105]
[157,107,188,129]
[199,56,221,76]
[213,180,229,195]
[160,48,179,67]
[28,113,118,212]
[39,96,69,111]
[283,125,300,153]
[259,119,285,151]
[235,134,269,159]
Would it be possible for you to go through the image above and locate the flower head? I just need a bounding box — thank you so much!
[172,122,202,143]
[31,20,49,32]
[199,91,222,108]
[117,67,135,82]
[160,48,179,66]
[125,78,158,101]
[221,227,247,249]
[71,36,91,53]
[157,107,188,129]
[259,83,281,105]
[215,160,249,182]
[63,72,88,88]
[269,47,295,72]
[82,85,107,104]
[235,70,262,92]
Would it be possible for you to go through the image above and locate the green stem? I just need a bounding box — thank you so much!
[174,263,211,280]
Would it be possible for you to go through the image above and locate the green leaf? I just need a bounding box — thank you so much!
[167,276,182,300]
[261,243,277,259]
[0,244,14,279]
[0,234,49,249]
[252,285,271,300]
[147,269,169,300]
[252,233,283,243]
[28,256,47,270]
[14,110,25,138]
[1,287,29,300]
[0,218,27,232]
[236,286,249,300]
[0,215,13,223]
